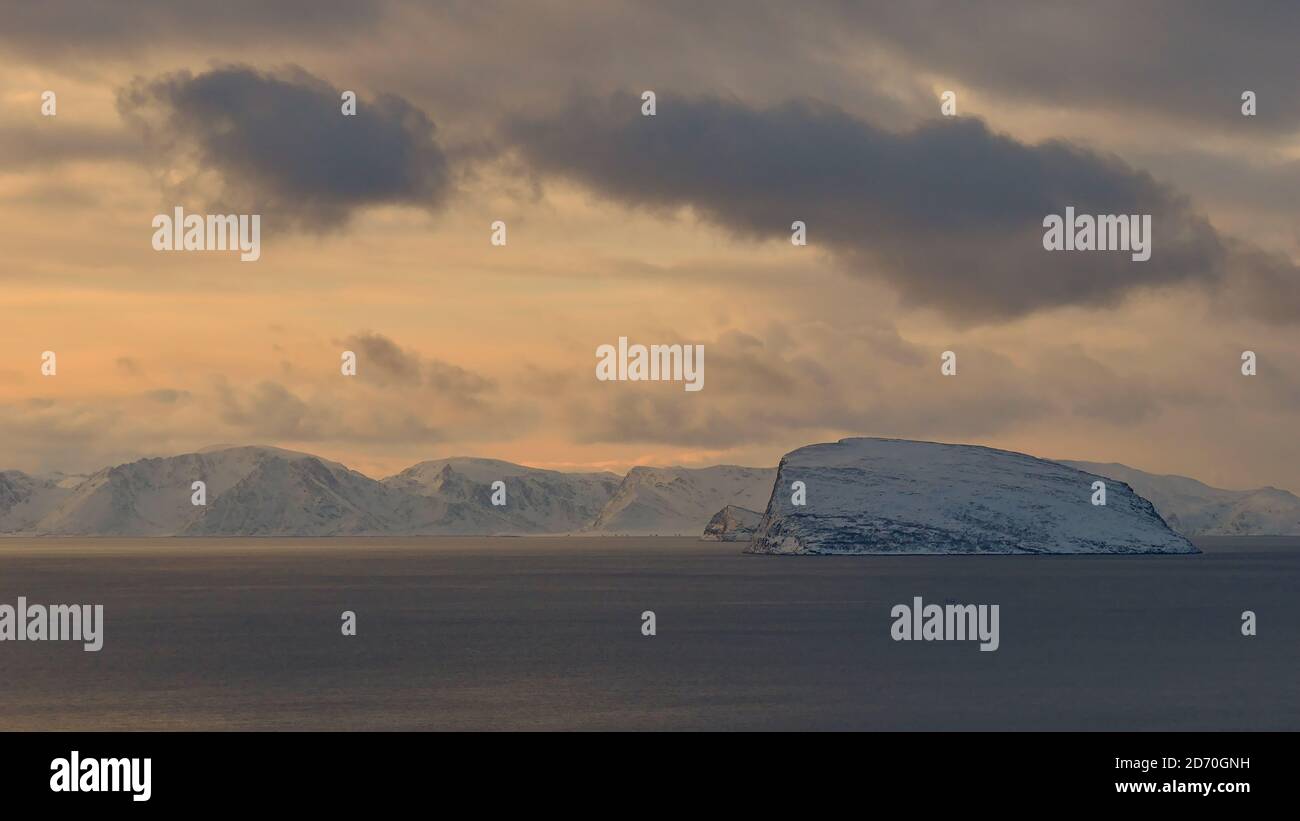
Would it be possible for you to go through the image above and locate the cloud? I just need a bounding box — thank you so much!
[118,64,452,229]
[0,331,513,474]
[216,380,324,440]
[835,0,1300,136]
[341,331,420,383]
[0,1,381,57]
[1221,241,1300,324]
[562,327,1055,448]
[339,332,496,399]
[145,389,190,404]
[506,91,1298,324]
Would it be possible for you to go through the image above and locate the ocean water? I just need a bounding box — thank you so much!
[0,536,1295,730]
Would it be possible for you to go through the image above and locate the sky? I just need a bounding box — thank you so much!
[1,1,1298,489]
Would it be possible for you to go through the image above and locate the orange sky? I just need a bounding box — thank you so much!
[2,3,1299,490]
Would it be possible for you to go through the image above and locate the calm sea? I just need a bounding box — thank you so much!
[0,536,1295,730]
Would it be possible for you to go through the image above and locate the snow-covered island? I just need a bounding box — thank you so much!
[744,438,1197,555]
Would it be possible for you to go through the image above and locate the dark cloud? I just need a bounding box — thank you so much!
[1221,241,1300,324]
[340,332,496,398]
[145,389,191,404]
[11,2,1299,140]
[118,65,451,229]
[342,332,420,383]
[217,381,323,440]
[506,91,1298,323]
[425,359,496,397]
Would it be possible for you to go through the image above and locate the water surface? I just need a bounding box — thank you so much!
[0,536,1294,730]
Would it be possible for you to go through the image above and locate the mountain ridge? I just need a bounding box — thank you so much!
[1,445,1294,538]
[0,446,771,537]
[1061,460,1300,536]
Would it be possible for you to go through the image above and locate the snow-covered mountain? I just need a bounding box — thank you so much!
[746,438,1196,555]
[2,443,1291,541]
[382,457,621,534]
[0,470,78,533]
[588,465,775,535]
[184,448,402,536]
[1062,461,1300,536]
[0,448,626,537]
[8,446,403,537]
[701,505,763,541]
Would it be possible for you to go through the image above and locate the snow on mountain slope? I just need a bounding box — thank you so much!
[1062,461,1300,536]
[701,505,763,541]
[4,444,1276,542]
[22,446,397,536]
[0,471,77,533]
[33,454,214,536]
[382,458,621,534]
[0,448,636,536]
[748,438,1196,555]
[589,465,776,535]
[184,449,402,536]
